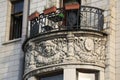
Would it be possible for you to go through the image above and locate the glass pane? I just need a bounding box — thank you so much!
[14,1,23,13]
[78,72,95,80]
[11,15,22,39]
[41,74,63,80]
[30,21,39,37]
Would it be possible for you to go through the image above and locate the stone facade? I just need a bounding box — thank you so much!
[24,32,106,71]
[0,0,23,80]
[23,31,107,80]
[0,0,120,80]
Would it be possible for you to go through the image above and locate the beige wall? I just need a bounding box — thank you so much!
[116,0,120,80]
[0,0,120,80]
[106,0,116,80]
[28,1,116,80]
[0,0,24,80]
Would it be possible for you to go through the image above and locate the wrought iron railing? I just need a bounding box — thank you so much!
[29,6,104,37]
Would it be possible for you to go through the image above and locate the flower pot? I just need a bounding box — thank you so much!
[65,2,80,10]
[28,11,40,21]
[44,6,57,15]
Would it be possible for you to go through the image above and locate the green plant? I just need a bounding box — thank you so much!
[58,13,64,18]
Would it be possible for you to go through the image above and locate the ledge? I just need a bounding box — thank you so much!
[23,63,105,79]
[22,29,107,52]
[2,38,21,45]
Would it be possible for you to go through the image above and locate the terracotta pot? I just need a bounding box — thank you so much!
[65,2,80,10]
[44,6,57,15]
[28,11,40,21]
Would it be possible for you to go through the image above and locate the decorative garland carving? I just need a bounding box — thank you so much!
[74,37,106,65]
[24,34,106,72]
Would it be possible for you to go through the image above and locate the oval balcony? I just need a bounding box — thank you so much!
[23,6,107,80]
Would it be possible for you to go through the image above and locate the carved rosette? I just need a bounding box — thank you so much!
[24,33,106,73]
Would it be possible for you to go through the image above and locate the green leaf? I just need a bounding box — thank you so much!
[58,13,64,18]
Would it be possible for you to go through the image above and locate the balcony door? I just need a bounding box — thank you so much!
[63,0,81,29]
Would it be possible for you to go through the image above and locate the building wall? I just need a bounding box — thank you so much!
[28,0,116,80]
[0,0,119,80]
[116,0,120,80]
[29,0,46,14]
[106,0,116,80]
[81,1,116,80]
[0,0,24,80]
[28,2,120,80]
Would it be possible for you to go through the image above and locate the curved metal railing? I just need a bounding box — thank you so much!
[29,6,104,37]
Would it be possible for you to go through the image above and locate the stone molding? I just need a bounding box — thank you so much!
[24,63,105,80]
[23,31,107,79]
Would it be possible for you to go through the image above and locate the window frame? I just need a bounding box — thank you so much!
[77,69,99,80]
[38,70,63,80]
[9,0,24,40]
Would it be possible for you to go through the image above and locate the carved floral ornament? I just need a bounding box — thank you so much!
[24,35,106,72]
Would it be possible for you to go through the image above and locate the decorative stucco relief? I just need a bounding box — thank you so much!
[25,38,68,72]
[24,34,106,72]
[74,37,106,65]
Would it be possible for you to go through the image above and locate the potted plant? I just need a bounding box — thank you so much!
[28,11,40,21]
[58,13,65,21]
[56,13,65,22]
[58,13,64,18]
[65,0,80,10]
[47,13,64,22]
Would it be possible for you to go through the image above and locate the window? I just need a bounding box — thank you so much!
[39,71,63,80]
[79,72,96,80]
[40,74,63,80]
[9,0,24,40]
[62,0,81,28]
[78,70,98,80]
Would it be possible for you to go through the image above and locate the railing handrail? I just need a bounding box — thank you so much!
[81,6,104,12]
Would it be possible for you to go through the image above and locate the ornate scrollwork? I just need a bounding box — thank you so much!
[74,37,106,65]
[24,34,106,72]
[25,38,68,72]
